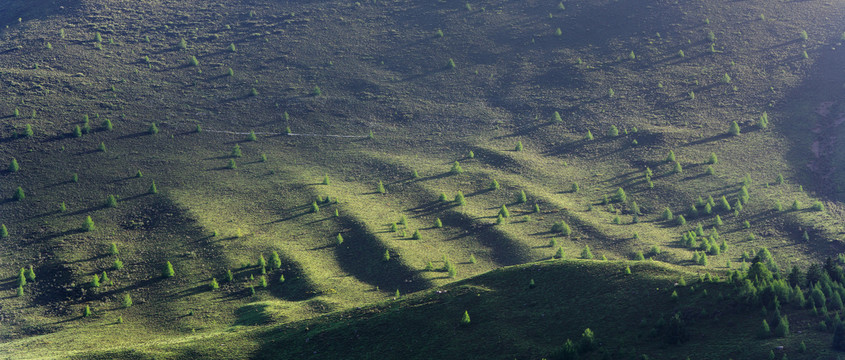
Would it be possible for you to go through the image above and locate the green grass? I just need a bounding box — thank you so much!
[0,0,845,358]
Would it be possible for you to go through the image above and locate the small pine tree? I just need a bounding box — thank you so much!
[759,112,769,129]
[708,152,718,164]
[247,131,257,141]
[16,285,23,297]
[260,276,268,288]
[102,118,113,131]
[271,251,282,269]
[163,261,175,278]
[775,199,783,211]
[23,124,33,137]
[8,158,19,172]
[450,161,463,174]
[311,201,320,213]
[554,247,565,259]
[83,305,92,317]
[581,245,594,259]
[383,250,391,262]
[673,162,683,174]
[25,265,35,282]
[551,221,571,235]
[0,224,8,238]
[517,190,527,203]
[759,319,771,338]
[73,125,83,137]
[455,191,466,206]
[585,130,594,140]
[225,269,234,282]
[377,180,386,194]
[676,215,687,226]
[106,195,118,208]
[614,187,627,203]
[91,274,101,288]
[553,111,562,123]
[113,258,123,270]
[12,187,25,201]
[499,205,510,218]
[149,181,158,194]
[666,150,676,163]
[461,310,471,325]
[608,125,619,137]
[662,208,674,221]
[148,122,159,135]
[729,121,740,136]
[336,233,344,245]
[571,182,579,193]
[469,254,476,264]
[624,266,631,274]
[515,141,523,151]
[83,216,96,232]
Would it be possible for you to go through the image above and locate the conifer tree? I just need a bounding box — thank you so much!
[228,159,237,169]
[226,269,234,283]
[231,144,242,158]
[791,200,801,211]
[148,122,159,135]
[676,215,686,226]
[102,118,113,131]
[91,274,101,288]
[98,142,107,152]
[83,216,96,232]
[25,265,35,282]
[435,218,443,228]
[322,174,330,185]
[106,195,118,208]
[554,247,565,259]
[383,250,390,262]
[515,141,523,151]
[260,276,268,288]
[271,251,281,269]
[16,285,23,297]
[551,220,571,235]
[581,245,594,259]
[614,187,627,203]
[708,152,718,164]
[113,258,123,270]
[673,162,683,174]
[775,200,783,211]
[461,310,471,325]
[73,125,83,137]
[247,131,257,141]
[455,191,466,206]
[23,124,33,137]
[149,181,158,194]
[759,319,771,338]
[101,271,110,286]
[83,305,92,317]
[553,111,562,123]
[624,266,631,274]
[412,230,421,240]
[311,201,320,213]
[499,205,510,218]
[0,224,7,238]
[517,190,527,203]
[729,121,740,136]
[450,161,463,174]
[662,208,674,221]
[336,233,344,245]
[666,150,676,163]
[377,180,386,194]
[8,158,19,172]
[585,130,594,140]
[608,125,620,137]
[13,187,24,201]
[469,254,476,264]
[571,182,579,193]
[17,268,26,287]
[163,261,175,278]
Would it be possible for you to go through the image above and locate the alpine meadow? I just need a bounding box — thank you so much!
[2,0,845,359]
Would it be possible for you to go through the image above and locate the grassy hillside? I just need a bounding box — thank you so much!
[1,0,845,358]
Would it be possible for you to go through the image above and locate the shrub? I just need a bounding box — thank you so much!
[83,216,96,231]
[812,201,825,212]
[800,30,808,41]
[581,245,594,259]
[729,121,740,136]
[450,161,463,174]
[163,261,175,278]
[722,73,731,84]
[608,125,619,137]
[72,173,79,183]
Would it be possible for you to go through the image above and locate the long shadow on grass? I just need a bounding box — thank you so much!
[333,217,431,294]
